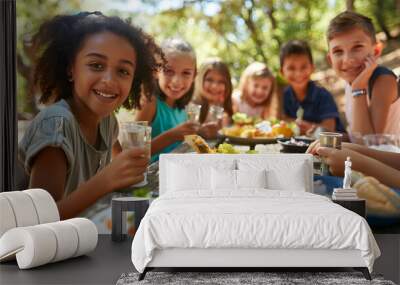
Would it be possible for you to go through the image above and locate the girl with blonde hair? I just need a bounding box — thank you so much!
[233,62,280,119]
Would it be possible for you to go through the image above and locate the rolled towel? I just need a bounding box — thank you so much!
[0,226,57,268]
[0,191,39,228]
[0,196,17,238]
[0,218,98,269]
[42,221,79,263]
[0,189,59,238]
[65,218,98,257]
[24,189,59,224]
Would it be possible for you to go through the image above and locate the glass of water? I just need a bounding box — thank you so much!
[119,122,152,187]
[208,105,224,123]
[185,103,201,123]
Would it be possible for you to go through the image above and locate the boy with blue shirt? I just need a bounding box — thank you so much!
[280,40,344,134]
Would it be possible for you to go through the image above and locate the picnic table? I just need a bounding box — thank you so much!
[87,140,285,234]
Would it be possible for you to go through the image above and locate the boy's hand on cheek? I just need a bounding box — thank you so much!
[351,54,378,90]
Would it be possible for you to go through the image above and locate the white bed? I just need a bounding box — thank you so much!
[131,154,380,280]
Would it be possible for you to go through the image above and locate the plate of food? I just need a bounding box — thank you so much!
[184,135,258,154]
[219,113,298,146]
[277,137,315,153]
[218,130,277,145]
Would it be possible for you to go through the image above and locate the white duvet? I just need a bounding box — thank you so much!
[131,190,380,273]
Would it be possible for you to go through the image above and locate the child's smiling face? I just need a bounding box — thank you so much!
[245,76,273,105]
[157,52,196,102]
[202,69,226,105]
[328,27,378,83]
[70,31,136,119]
[281,54,314,91]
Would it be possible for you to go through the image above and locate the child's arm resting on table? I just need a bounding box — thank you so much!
[312,146,400,189]
[342,142,400,171]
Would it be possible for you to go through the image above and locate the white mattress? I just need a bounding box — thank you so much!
[131,190,380,273]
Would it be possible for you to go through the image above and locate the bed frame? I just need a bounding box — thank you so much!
[138,248,371,280]
[137,154,372,281]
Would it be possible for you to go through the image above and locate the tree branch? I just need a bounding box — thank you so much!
[374,1,394,40]
[264,0,281,48]
[241,0,268,63]
[346,0,355,11]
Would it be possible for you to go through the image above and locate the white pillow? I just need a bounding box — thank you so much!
[167,163,211,191]
[168,163,211,191]
[211,169,237,190]
[167,160,236,192]
[236,169,267,189]
[237,158,308,191]
[211,169,267,191]
[266,164,307,191]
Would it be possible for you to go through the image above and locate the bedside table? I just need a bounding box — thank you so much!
[111,197,150,242]
[332,199,366,218]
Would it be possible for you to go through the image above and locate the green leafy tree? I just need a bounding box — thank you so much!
[16,0,81,115]
[142,0,347,81]
[16,0,399,115]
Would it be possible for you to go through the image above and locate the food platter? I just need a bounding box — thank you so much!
[217,130,277,146]
[218,113,299,148]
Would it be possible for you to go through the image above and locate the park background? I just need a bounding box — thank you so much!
[15,0,400,124]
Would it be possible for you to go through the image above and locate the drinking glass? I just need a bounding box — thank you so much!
[319,132,343,175]
[119,122,152,187]
[363,134,400,153]
[208,105,224,123]
[185,103,201,123]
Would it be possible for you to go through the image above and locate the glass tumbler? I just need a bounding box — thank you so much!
[119,122,152,187]
[319,132,343,175]
[208,105,224,123]
[185,103,201,123]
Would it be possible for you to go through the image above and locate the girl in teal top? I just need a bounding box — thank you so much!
[150,96,188,161]
[136,38,200,161]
